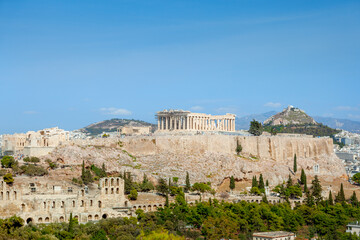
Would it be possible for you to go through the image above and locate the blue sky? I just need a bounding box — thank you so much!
[0,0,359,134]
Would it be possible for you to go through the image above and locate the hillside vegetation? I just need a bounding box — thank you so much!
[262,106,340,137]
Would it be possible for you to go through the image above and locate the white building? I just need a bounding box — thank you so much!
[253,231,295,240]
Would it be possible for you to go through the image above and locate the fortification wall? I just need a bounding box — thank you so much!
[122,135,334,162]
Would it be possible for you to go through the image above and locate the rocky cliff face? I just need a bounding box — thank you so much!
[45,135,346,187]
[264,105,317,126]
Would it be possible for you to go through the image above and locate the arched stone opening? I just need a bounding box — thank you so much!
[148,205,152,211]
[21,203,25,211]
[88,215,92,221]
[95,214,99,220]
[98,201,102,208]
[59,216,64,222]
[102,214,107,219]
[26,218,33,224]
[38,217,43,223]
[45,217,50,223]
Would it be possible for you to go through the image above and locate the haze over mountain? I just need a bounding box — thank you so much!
[80,119,156,136]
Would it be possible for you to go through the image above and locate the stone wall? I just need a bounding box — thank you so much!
[122,135,334,162]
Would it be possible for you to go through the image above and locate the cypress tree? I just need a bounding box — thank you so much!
[328,190,334,205]
[81,161,85,181]
[259,174,265,191]
[266,180,269,187]
[252,176,258,188]
[102,162,106,172]
[311,175,322,203]
[305,191,314,207]
[336,183,346,203]
[350,191,358,206]
[68,213,74,233]
[286,174,293,188]
[229,176,235,191]
[262,194,268,204]
[300,169,306,185]
[293,154,297,173]
[165,194,169,207]
[185,172,190,192]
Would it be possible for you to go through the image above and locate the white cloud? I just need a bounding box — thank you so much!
[190,106,203,111]
[264,102,282,108]
[335,106,358,111]
[100,107,132,116]
[23,110,38,115]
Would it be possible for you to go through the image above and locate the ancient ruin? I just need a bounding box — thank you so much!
[2,127,69,157]
[0,177,131,224]
[156,109,236,132]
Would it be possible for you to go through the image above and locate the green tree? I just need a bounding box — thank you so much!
[349,191,358,206]
[258,174,265,191]
[266,180,269,187]
[305,190,314,206]
[300,169,306,185]
[262,194,269,204]
[286,174,293,188]
[3,173,14,185]
[311,175,322,203]
[229,176,235,191]
[192,182,211,201]
[250,187,261,195]
[1,156,16,168]
[236,143,242,155]
[68,213,74,233]
[328,190,334,205]
[252,176,258,188]
[91,229,107,240]
[249,119,263,136]
[140,174,154,192]
[335,183,345,203]
[293,154,297,173]
[156,178,169,195]
[128,188,138,200]
[352,172,360,184]
[185,172,191,192]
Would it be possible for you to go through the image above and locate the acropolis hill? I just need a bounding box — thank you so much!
[48,133,345,187]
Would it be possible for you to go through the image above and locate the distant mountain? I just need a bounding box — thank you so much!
[236,111,277,130]
[80,119,156,136]
[264,105,317,126]
[313,116,360,133]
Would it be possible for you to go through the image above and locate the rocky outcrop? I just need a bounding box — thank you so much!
[264,105,317,126]
[45,135,346,187]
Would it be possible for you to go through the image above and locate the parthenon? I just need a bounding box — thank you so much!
[156,110,236,132]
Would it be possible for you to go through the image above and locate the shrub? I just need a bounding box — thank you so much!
[1,156,16,168]
[45,159,57,169]
[91,164,106,178]
[3,173,14,184]
[23,157,40,163]
[128,188,138,200]
[236,144,242,155]
[72,178,83,185]
[21,165,48,176]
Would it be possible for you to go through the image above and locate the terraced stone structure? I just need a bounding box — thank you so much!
[0,177,130,224]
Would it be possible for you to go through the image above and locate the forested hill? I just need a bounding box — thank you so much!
[80,119,156,135]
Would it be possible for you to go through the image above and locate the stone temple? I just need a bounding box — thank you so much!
[156,109,236,132]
